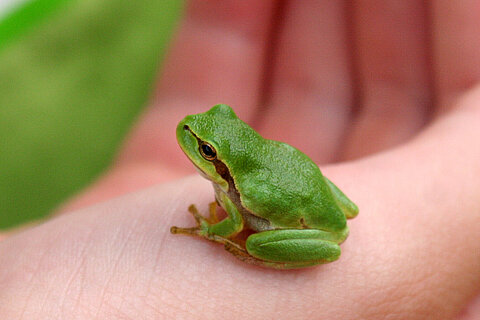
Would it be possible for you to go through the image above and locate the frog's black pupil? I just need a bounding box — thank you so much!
[202,144,215,157]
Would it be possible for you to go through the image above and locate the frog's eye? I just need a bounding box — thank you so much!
[200,142,217,161]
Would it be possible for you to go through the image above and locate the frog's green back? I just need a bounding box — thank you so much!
[234,139,347,232]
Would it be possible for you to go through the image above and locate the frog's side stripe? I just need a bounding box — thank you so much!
[212,158,273,231]
[186,126,272,231]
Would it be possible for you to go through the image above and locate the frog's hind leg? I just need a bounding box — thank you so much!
[224,241,322,269]
[244,229,342,267]
[225,228,343,269]
[324,177,359,219]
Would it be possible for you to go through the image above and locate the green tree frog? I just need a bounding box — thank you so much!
[171,105,358,269]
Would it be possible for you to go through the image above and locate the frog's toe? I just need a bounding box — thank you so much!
[208,202,220,223]
[187,204,209,225]
[170,225,199,235]
[170,205,212,237]
[170,224,210,238]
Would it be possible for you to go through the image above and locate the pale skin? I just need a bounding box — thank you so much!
[1,1,480,319]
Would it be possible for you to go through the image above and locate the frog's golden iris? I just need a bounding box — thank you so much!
[199,142,216,161]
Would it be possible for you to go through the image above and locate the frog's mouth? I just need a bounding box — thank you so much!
[192,162,212,180]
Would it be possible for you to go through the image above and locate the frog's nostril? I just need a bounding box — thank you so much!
[183,125,189,131]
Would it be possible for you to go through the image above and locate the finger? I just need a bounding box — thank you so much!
[324,87,480,318]
[259,1,353,163]
[430,1,480,112]
[120,0,277,170]
[458,295,480,320]
[341,0,432,160]
[154,1,277,110]
[0,222,39,240]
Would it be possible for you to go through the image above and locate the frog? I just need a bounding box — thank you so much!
[170,104,358,269]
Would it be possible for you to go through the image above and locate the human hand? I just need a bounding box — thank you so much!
[1,1,480,319]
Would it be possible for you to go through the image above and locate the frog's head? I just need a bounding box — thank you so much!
[177,104,259,192]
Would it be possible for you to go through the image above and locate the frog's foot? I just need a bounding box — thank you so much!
[170,204,227,243]
[170,204,209,237]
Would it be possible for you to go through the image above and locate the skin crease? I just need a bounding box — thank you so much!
[1,1,480,319]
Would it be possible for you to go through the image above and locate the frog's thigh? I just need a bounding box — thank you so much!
[245,229,341,263]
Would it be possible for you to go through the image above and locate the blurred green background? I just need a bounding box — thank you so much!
[0,0,183,229]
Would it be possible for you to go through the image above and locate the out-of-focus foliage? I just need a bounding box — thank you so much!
[0,0,71,52]
[0,0,183,228]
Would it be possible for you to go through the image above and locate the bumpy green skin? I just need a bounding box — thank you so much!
[175,104,358,268]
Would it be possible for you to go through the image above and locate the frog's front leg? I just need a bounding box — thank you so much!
[245,229,343,268]
[170,192,244,243]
